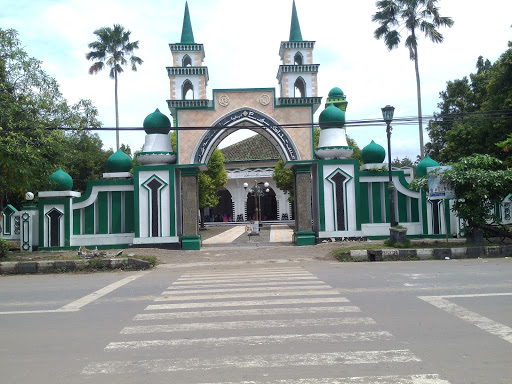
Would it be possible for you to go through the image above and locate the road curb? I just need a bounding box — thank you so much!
[348,245,512,262]
[0,258,152,275]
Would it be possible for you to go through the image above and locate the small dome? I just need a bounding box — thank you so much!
[361,140,386,164]
[319,104,345,129]
[328,87,345,98]
[143,108,171,134]
[49,167,73,191]
[416,155,440,177]
[107,149,132,173]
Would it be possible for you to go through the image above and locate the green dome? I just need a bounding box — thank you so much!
[328,87,345,98]
[416,155,440,177]
[107,149,132,173]
[49,167,73,191]
[319,104,345,129]
[361,140,386,164]
[143,108,171,134]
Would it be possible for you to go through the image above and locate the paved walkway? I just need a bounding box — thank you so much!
[202,224,294,245]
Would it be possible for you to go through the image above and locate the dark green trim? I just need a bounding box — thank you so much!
[421,190,428,234]
[111,191,122,234]
[398,192,407,223]
[38,198,71,248]
[73,209,80,235]
[353,163,361,230]
[84,204,95,235]
[444,199,451,235]
[411,198,420,222]
[168,168,176,237]
[179,165,201,176]
[133,167,141,238]
[181,235,201,250]
[384,182,390,223]
[98,192,108,234]
[124,191,134,233]
[293,231,316,246]
[360,182,370,225]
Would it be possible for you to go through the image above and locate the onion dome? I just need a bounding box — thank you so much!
[319,104,345,129]
[107,149,132,173]
[143,108,171,134]
[361,140,386,164]
[328,87,345,99]
[416,155,440,177]
[49,167,73,191]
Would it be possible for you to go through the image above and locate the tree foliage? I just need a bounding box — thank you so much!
[198,149,228,227]
[0,29,105,218]
[86,24,143,150]
[426,41,512,164]
[372,0,454,158]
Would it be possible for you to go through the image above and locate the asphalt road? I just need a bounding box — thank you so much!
[1,254,511,384]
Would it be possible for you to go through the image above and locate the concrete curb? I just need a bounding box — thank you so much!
[347,245,512,262]
[0,258,152,275]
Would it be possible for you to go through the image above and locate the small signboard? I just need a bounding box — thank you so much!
[427,166,456,200]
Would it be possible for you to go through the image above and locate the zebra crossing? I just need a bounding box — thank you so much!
[81,266,451,383]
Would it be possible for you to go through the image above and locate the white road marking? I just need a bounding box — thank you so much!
[180,267,305,277]
[134,306,361,320]
[419,293,512,344]
[171,276,318,284]
[0,272,149,315]
[202,225,246,244]
[105,331,393,351]
[157,258,314,269]
[169,280,327,289]
[145,297,350,310]
[155,289,340,301]
[162,285,332,295]
[176,272,313,281]
[121,317,376,334]
[58,272,150,312]
[82,349,420,374]
[196,374,451,384]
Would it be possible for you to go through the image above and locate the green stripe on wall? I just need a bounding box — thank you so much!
[111,191,122,234]
[398,192,407,223]
[360,182,370,224]
[125,191,134,233]
[411,198,419,222]
[84,204,95,235]
[98,192,108,234]
[73,209,80,235]
[372,182,382,223]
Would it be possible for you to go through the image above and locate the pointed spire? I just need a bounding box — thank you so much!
[289,0,303,42]
[180,2,195,44]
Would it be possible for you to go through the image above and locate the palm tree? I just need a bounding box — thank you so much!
[372,0,453,159]
[86,24,143,150]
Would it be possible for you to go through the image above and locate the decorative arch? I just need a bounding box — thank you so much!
[182,54,192,67]
[294,52,303,65]
[182,79,194,99]
[294,76,306,97]
[191,107,301,165]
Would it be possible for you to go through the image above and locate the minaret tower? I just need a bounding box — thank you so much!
[167,2,210,119]
[277,0,321,112]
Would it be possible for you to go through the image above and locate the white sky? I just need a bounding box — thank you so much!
[2,0,511,161]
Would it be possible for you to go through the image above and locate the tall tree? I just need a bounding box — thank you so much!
[86,24,143,150]
[0,29,103,227]
[372,0,454,159]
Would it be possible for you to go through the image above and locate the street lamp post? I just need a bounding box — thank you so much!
[382,105,397,227]
[243,181,270,231]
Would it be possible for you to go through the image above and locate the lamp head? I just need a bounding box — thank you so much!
[243,182,248,190]
[381,105,395,124]
[264,182,269,188]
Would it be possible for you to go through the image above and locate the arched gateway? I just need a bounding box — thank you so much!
[10,2,470,253]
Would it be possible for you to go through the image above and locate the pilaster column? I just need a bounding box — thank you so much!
[292,162,316,245]
[180,166,201,250]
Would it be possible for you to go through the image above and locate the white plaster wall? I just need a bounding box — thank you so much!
[137,170,172,238]
[173,76,202,99]
[282,73,315,97]
[322,163,356,232]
